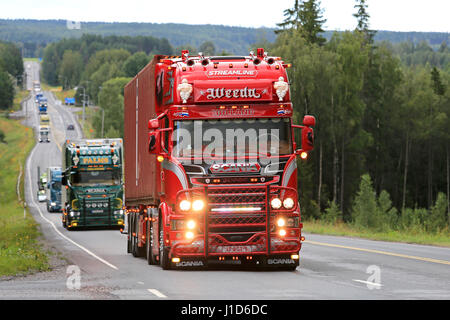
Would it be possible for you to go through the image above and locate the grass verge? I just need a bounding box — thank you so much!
[0,115,50,277]
[303,219,450,247]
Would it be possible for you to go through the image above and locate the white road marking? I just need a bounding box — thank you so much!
[352,279,383,287]
[26,117,118,271]
[147,289,167,298]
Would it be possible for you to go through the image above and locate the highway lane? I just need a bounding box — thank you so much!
[2,61,449,300]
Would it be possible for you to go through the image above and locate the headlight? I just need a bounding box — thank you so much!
[277,217,286,227]
[283,197,295,209]
[179,200,191,211]
[92,203,97,208]
[70,211,80,217]
[271,198,282,209]
[186,220,196,230]
[192,199,204,211]
[86,203,91,208]
[51,202,56,206]
[185,231,195,239]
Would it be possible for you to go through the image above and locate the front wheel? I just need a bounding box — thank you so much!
[146,220,158,265]
[159,226,170,270]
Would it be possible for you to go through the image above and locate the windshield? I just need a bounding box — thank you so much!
[173,118,292,159]
[70,170,121,186]
[51,181,61,191]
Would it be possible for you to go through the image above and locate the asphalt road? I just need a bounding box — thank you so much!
[1,61,449,300]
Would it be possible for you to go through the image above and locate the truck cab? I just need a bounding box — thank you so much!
[61,139,125,229]
[38,97,48,114]
[39,126,50,143]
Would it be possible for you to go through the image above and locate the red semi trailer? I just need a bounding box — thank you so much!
[123,49,315,270]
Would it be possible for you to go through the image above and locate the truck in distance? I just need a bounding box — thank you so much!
[123,49,315,270]
[38,127,50,143]
[46,167,63,212]
[37,166,47,202]
[38,98,48,114]
[61,139,125,229]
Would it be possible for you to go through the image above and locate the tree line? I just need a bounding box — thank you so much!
[266,0,449,233]
[1,18,448,58]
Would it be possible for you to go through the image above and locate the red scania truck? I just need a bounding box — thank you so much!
[123,48,315,270]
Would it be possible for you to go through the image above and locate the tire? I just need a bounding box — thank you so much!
[130,213,137,256]
[132,212,144,258]
[126,213,131,253]
[159,223,170,270]
[146,220,158,265]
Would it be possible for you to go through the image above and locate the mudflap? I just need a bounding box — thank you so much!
[260,255,299,271]
[171,257,206,269]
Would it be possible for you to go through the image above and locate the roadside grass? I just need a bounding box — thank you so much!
[75,107,96,139]
[12,88,30,112]
[303,219,450,247]
[40,81,75,103]
[23,58,39,62]
[0,115,50,277]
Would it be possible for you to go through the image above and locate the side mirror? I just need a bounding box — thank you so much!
[303,115,316,127]
[292,115,316,155]
[301,126,314,152]
[148,119,159,130]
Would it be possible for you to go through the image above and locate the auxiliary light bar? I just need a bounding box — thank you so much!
[210,207,262,213]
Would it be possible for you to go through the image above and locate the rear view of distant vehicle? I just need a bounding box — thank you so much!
[65,97,75,105]
[37,166,47,202]
[46,167,63,212]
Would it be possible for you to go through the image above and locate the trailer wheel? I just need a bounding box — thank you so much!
[146,220,158,265]
[130,213,137,256]
[132,213,145,257]
[159,225,170,270]
[126,213,131,253]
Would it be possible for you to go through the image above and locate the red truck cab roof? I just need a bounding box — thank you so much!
[153,49,292,112]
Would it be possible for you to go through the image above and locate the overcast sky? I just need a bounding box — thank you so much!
[1,0,449,32]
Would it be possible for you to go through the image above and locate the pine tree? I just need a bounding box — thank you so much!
[353,0,376,45]
[298,0,327,45]
[431,67,446,96]
[276,0,302,34]
[276,0,326,45]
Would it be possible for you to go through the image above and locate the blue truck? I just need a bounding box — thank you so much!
[38,98,48,114]
[65,97,75,105]
[35,92,44,103]
[46,167,63,212]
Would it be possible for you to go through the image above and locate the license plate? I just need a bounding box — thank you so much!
[222,246,251,253]
[91,210,103,214]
